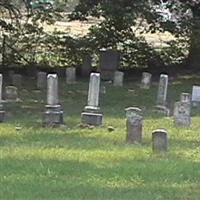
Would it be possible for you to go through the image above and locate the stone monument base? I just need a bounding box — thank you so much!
[0,110,5,122]
[81,106,103,126]
[43,104,64,127]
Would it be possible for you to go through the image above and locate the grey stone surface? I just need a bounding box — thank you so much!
[87,73,100,108]
[12,74,22,88]
[37,71,47,89]
[81,73,103,126]
[47,74,58,105]
[156,74,168,106]
[180,93,191,104]
[153,105,170,116]
[140,72,152,89]
[173,101,191,127]
[44,74,63,126]
[125,107,143,143]
[113,71,124,87]
[66,67,76,84]
[152,129,168,152]
[5,86,18,101]
[99,50,120,81]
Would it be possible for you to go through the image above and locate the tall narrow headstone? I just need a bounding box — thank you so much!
[140,72,152,89]
[66,67,76,84]
[99,49,120,81]
[81,56,92,77]
[152,129,168,152]
[125,107,143,144]
[37,71,47,90]
[113,71,124,87]
[0,74,5,122]
[173,101,191,127]
[156,74,168,106]
[43,74,63,127]
[81,73,103,126]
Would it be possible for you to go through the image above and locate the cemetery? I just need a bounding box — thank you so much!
[1,1,200,199]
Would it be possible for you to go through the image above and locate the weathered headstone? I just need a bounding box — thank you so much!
[37,71,47,90]
[173,101,191,127]
[192,85,200,106]
[43,74,63,127]
[113,71,124,87]
[5,86,18,101]
[153,105,170,116]
[81,73,103,126]
[66,67,76,84]
[81,56,92,77]
[12,74,22,88]
[99,49,120,81]
[156,74,168,106]
[140,72,152,89]
[0,74,5,121]
[125,107,143,144]
[180,93,191,104]
[152,129,168,152]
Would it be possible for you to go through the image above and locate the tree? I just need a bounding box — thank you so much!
[69,0,200,68]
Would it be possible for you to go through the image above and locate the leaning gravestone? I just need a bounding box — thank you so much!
[0,74,5,122]
[125,107,143,144]
[81,56,92,77]
[152,129,168,153]
[173,101,191,127]
[5,86,18,101]
[43,74,63,127]
[140,72,152,89]
[12,74,22,88]
[81,73,103,126]
[99,49,120,81]
[113,71,124,87]
[66,67,76,84]
[191,85,200,106]
[156,74,168,106]
[37,71,47,90]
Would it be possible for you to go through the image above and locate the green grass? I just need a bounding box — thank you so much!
[1,75,200,200]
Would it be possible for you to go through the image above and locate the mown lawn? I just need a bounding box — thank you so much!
[0,74,200,200]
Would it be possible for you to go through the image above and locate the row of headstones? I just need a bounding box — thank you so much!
[2,71,194,128]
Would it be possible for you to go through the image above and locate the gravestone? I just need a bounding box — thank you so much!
[180,93,191,104]
[66,67,76,84]
[152,129,168,152]
[125,107,143,144]
[173,101,191,127]
[192,85,200,106]
[12,74,22,88]
[140,72,152,89]
[113,71,124,87]
[153,105,170,116]
[81,73,103,126]
[43,74,64,127]
[99,49,120,81]
[156,74,168,106]
[5,86,18,101]
[81,56,92,77]
[0,74,5,121]
[37,71,47,90]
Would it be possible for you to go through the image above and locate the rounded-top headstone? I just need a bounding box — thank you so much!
[125,107,143,144]
[47,74,58,105]
[152,129,168,152]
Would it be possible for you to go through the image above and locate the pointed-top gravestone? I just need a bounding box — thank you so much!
[81,73,103,126]
[43,74,64,127]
